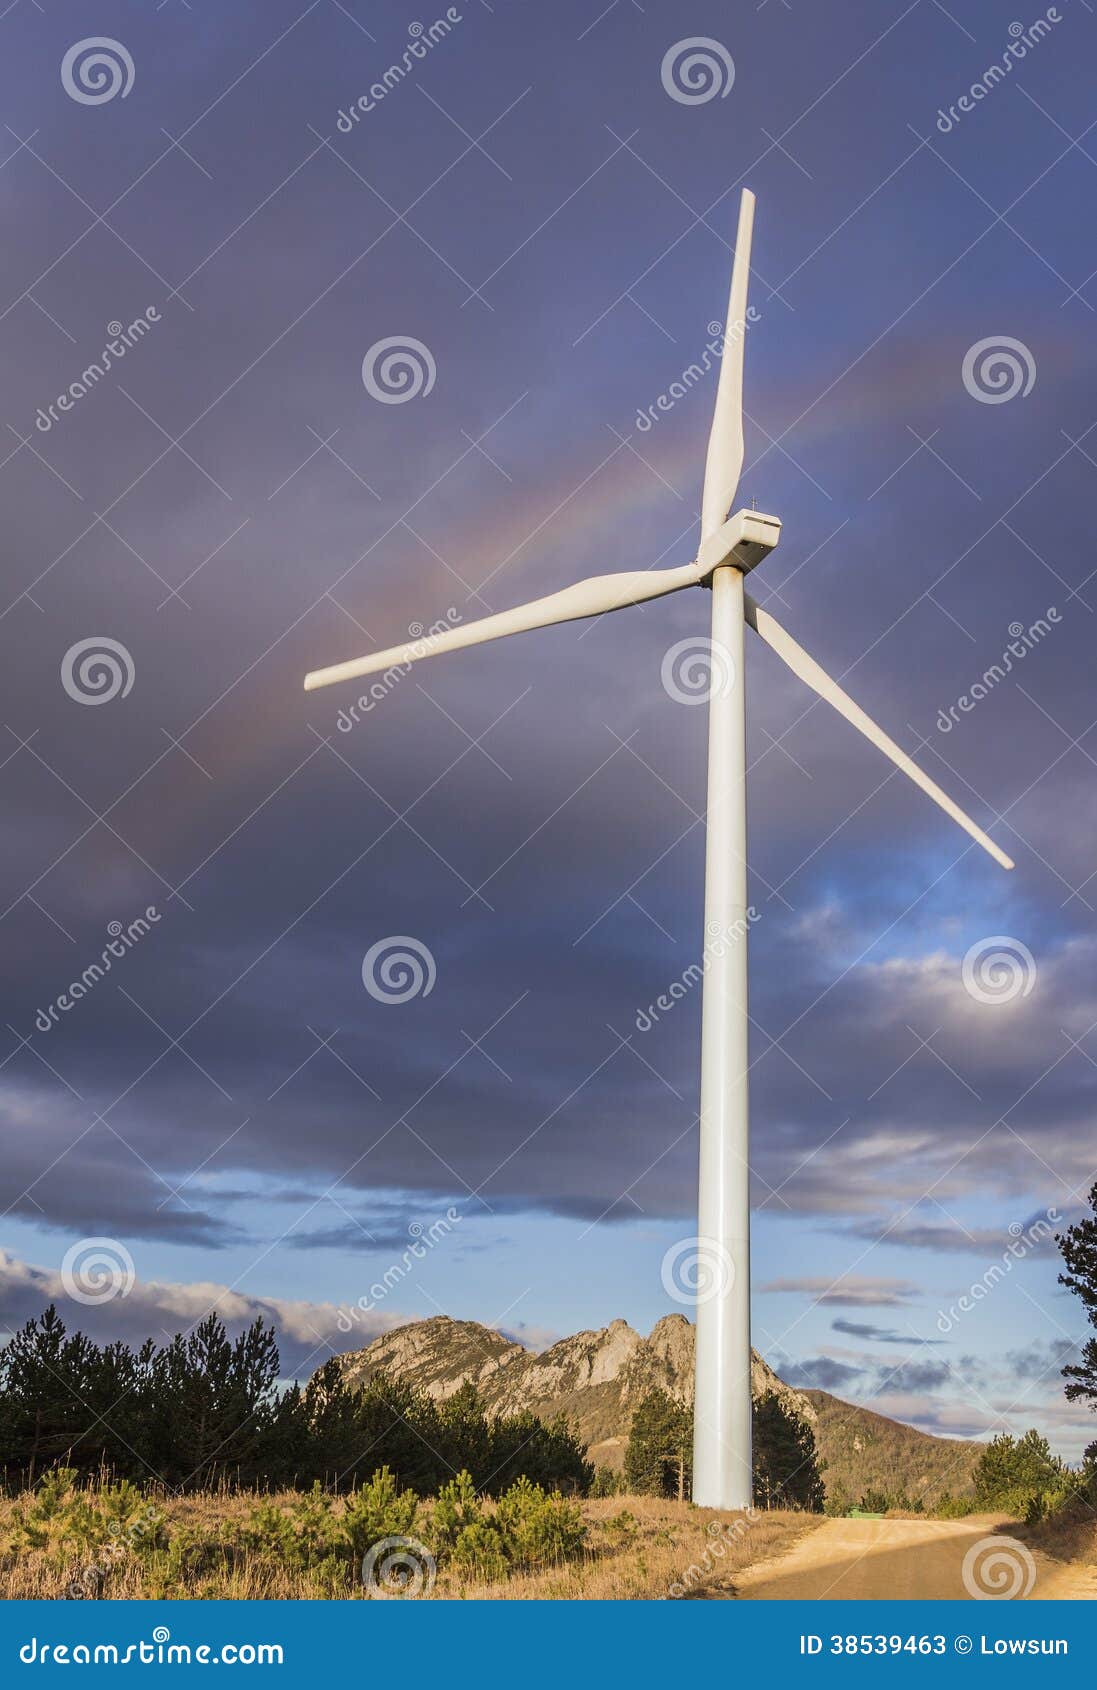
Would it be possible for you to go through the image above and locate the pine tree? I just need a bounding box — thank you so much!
[624,1390,692,1497]
[1058,1182,1097,1456]
[753,1392,825,1511]
[0,1307,97,1481]
[973,1430,1062,1508]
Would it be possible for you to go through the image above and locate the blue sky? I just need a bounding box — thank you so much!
[1,0,1096,1461]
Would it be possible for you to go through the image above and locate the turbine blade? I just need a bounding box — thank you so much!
[744,595,1014,871]
[304,563,702,692]
[701,188,755,539]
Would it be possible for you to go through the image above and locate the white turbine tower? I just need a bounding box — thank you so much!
[303,190,1013,1511]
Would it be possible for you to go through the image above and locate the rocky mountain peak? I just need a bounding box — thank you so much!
[334,1312,813,1469]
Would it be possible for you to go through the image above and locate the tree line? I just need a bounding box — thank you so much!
[605,1386,826,1510]
[0,1305,592,1496]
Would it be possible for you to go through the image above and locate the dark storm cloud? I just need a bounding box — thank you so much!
[1003,1338,1081,1382]
[758,1275,922,1307]
[831,1318,942,1345]
[0,0,1095,1331]
[842,1204,1077,1256]
[779,1357,867,1392]
[870,1359,952,1393]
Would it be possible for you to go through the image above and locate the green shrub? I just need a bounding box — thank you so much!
[451,1521,508,1580]
[340,1467,419,1562]
[9,1468,164,1595]
[858,1490,891,1514]
[589,1466,623,1498]
[934,1492,975,1519]
[494,1475,586,1568]
[430,1470,483,1557]
[600,1508,638,1545]
[973,1431,1064,1514]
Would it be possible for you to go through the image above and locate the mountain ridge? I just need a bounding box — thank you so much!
[336,1312,812,1469]
[333,1314,980,1502]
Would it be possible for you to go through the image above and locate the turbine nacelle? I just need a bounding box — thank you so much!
[698,509,781,581]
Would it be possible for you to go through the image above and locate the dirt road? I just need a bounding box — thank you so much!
[731,1516,1096,1601]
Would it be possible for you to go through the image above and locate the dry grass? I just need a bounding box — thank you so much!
[436,1497,821,1601]
[0,1488,821,1602]
[1015,1499,1097,1569]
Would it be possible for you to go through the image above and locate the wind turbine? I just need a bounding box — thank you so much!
[302,190,1013,1511]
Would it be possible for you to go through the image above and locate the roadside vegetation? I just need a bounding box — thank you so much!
[0,1475,817,1600]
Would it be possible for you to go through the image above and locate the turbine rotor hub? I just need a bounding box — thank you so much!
[697,508,781,583]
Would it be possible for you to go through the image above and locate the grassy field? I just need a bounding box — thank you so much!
[1015,1495,1097,1571]
[0,1486,820,1602]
